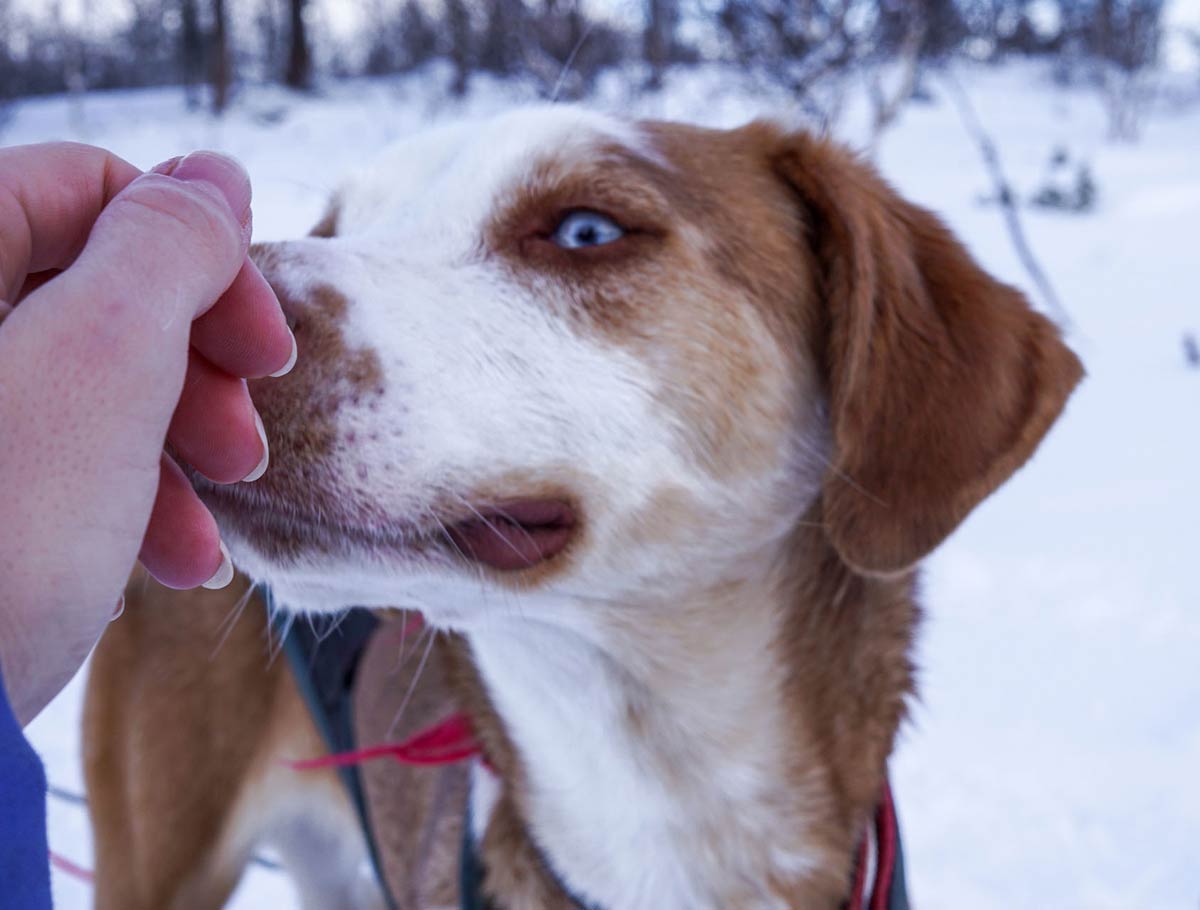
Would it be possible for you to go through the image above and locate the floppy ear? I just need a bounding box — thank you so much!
[771,131,1083,575]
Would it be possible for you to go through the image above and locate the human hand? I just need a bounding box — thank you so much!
[0,142,295,724]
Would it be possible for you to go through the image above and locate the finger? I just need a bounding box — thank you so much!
[138,454,231,590]
[0,142,141,304]
[191,258,296,379]
[9,151,255,446]
[63,150,253,325]
[168,350,268,485]
[17,268,64,303]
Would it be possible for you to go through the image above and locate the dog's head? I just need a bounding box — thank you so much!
[203,106,1081,622]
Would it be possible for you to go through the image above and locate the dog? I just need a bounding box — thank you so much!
[83,106,1083,910]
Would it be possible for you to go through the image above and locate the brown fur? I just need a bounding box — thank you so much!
[199,273,388,564]
[766,127,1084,573]
[353,617,470,908]
[83,569,345,909]
[84,119,1081,910]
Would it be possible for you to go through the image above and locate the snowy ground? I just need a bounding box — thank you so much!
[7,61,1199,909]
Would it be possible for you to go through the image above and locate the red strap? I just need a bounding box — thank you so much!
[868,780,898,910]
[49,850,94,884]
[846,832,870,909]
[285,712,482,771]
[292,712,898,910]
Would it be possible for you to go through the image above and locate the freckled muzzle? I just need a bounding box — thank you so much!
[208,243,580,575]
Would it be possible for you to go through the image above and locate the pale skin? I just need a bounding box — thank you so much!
[0,143,296,725]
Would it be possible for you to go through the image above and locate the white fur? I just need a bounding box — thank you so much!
[459,555,827,910]
[230,106,833,909]
[231,769,387,910]
[229,109,723,613]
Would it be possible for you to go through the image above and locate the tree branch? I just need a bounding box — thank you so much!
[940,69,1074,331]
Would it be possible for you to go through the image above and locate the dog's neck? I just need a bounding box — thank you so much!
[460,532,887,910]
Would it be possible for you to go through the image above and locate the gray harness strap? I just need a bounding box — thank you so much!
[269,592,399,910]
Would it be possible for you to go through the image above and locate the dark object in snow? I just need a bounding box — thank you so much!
[251,105,289,126]
[1184,333,1199,369]
[1031,146,1097,213]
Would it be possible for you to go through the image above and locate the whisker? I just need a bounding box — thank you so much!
[392,609,417,673]
[313,609,349,646]
[267,611,296,667]
[209,580,257,661]
[387,628,438,738]
[790,427,887,508]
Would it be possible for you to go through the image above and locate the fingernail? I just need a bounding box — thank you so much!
[242,411,270,482]
[150,155,184,176]
[201,541,234,590]
[170,151,252,228]
[110,595,125,623]
[269,329,298,378]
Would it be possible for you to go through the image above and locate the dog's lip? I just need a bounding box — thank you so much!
[198,482,576,571]
[445,499,577,572]
[199,482,424,550]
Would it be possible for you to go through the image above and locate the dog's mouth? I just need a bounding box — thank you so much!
[199,480,577,574]
[445,499,577,571]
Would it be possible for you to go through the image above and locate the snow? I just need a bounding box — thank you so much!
[6,62,1198,909]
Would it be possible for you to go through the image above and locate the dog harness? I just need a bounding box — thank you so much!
[272,593,910,910]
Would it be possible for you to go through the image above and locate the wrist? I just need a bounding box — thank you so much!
[0,590,106,726]
[0,608,36,726]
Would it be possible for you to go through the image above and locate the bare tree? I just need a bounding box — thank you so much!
[1049,0,1166,140]
[942,71,1073,330]
[48,0,89,129]
[180,0,204,109]
[0,0,12,130]
[444,0,473,96]
[530,0,628,100]
[398,0,438,71]
[1093,0,1163,141]
[255,0,282,84]
[716,0,886,127]
[480,0,527,76]
[284,0,312,90]
[866,15,927,155]
[644,0,678,89]
[211,0,231,113]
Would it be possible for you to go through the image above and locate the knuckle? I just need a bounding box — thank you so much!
[108,177,241,260]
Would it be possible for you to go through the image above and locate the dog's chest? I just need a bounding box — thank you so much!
[467,619,825,910]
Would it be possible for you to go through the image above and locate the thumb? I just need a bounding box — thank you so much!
[59,151,252,334]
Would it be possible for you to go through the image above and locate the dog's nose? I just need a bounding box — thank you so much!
[243,240,385,491]
[244,241,331,477]
[251,241,303,334]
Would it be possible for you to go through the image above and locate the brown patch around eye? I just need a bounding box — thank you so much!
[487,153,672,269]
[518,220,658,269]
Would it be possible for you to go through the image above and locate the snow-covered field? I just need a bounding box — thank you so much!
[7,61,1199,909]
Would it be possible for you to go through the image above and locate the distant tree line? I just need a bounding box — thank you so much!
[0,0,1173,135]
[0,0,312,111]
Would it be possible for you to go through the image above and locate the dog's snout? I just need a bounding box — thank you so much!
[244,243,386,502]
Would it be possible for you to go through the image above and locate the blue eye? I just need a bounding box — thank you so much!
[550,210,625,250]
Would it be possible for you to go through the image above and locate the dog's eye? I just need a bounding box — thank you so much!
[550,210,625,250]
